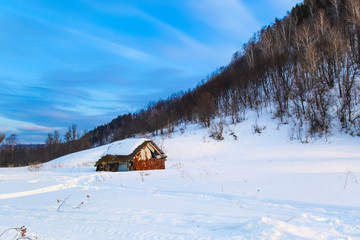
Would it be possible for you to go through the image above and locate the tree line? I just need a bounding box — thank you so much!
[0,125,91,167]
[1,0,359,166]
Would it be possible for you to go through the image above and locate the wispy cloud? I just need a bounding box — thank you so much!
[0,116,54,133]
[188,0,261,40]
[64,27,153,62]
[137,10,210,57]
[52,89,135,117]
[0,2,153,66]
[84,1,213,62]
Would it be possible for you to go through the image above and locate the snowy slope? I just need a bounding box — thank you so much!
[40,138,150,169]
[0,112,359,240]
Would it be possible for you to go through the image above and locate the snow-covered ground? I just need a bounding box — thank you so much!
[0,112,359,239]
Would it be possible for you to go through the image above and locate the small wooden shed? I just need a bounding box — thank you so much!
[95,138,166,172]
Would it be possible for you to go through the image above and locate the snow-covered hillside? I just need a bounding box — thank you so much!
[0,112,359,239]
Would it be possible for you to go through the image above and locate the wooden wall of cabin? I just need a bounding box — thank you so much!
[132,146,165,170]
[133,157,165,170]
[96,162,120,172]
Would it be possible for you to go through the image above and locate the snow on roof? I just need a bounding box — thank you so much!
[101,138,150,157]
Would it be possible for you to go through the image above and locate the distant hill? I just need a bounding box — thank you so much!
[86,0,360,144]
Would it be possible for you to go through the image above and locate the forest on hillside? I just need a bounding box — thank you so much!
[1,0,359,167]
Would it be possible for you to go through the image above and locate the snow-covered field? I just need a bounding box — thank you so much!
[1,113,359,239]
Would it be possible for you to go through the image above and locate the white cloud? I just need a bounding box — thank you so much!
[64,27,154,62]
[188,0,261,40]
[2,3,153,64]
[52,88,138,117]
[137,10,209,55]
[0,116,54,133]
[84,1,213,63]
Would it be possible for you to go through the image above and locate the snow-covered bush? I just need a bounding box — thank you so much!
[208,122,224,141]
[0,226,38,239]
[27,162,44,172]
[252,120,266,135]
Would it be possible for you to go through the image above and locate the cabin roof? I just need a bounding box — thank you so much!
[101,138,150,157]
[96,154,130,165]
[95,138,166,167]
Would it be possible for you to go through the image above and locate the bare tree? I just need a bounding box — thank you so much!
[304,43,321,80]
[243,36,257,68]
[0,134,4,143]
[53,130,61,143]
[295,24,316,51]
[64,124,78,142]
[196,92,216,127]
[346,0,360,25]
[306,0,318,19]
[329,0,342,20]
[45,133,54,145]
[259,27,275,59]
[5,134,18,146]
[274,17,292,53]
[64,130,71,143]
[327,26,349,98]
[4,134,19,163]
[45,130,61,145]
[315,9,330,37]
[71,124,78,140]
[346,0,360,65]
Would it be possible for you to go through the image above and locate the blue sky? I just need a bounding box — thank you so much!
[0,0,302,143]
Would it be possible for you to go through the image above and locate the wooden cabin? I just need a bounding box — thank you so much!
[95,138,166,172]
